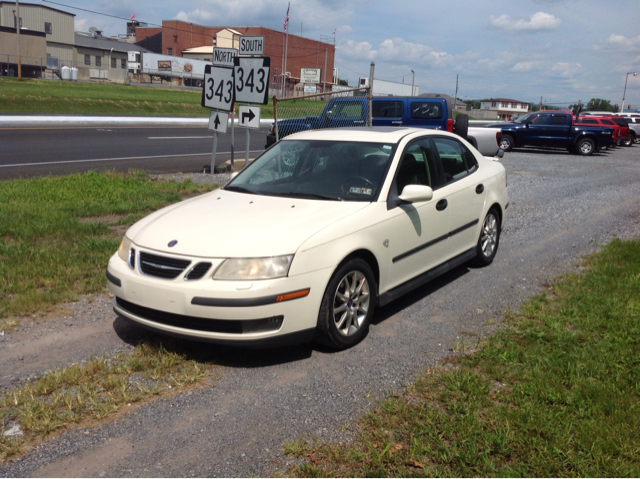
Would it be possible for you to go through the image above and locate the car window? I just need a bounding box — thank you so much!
[410,102,443,119]
[580,118,597,124]
[372,101,403,118]
[602,119,616,125]
[396,139,442,192]
[531,114,547,125]
[330,102,364,119]
[432,137,471,184]
[227,140,394,202]
[549,115,568,126]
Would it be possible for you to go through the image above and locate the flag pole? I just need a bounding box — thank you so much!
[283,1,290,97]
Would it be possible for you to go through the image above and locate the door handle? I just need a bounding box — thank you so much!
[391,121,403,125]
[436,199,448,211]
[476,184,484,194]
[353,120,365,125]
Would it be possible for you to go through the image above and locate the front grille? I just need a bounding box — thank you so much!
[115,297,283,334]
[185,262,212,281]
[129,248,136,269]
[139,252,191,279]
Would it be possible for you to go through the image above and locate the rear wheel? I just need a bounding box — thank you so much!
[316,258,376,350]
[576,138,595,156]
[621,137,633,147]
[470,209,500,267]
[499,134,514,152]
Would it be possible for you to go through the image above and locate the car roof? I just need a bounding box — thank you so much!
[284,127,451,143]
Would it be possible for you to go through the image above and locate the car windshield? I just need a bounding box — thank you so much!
[513,112,537,124]
[225,140,394,201]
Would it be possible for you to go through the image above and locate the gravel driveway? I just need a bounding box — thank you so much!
[2,145,640,477]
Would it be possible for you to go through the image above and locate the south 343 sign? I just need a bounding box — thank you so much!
[201,64,234,112]
[233,57,270,105]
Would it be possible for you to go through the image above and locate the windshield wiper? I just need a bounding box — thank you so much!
[224,185,257,195]
[278,191,344,201]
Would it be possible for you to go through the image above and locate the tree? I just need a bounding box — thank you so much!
[529,102,540,112]
[585,98,615,112]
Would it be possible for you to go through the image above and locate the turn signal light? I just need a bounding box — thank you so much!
[276,289,310,302]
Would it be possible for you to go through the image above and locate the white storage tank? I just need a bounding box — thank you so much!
[61,66,71,81]
[71,67,78,81]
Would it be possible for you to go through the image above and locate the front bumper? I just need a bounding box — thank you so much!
[107,250,332,346]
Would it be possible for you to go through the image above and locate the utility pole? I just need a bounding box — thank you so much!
[16,0,22,80]
[323,48,327,93]
[411,69,414,96]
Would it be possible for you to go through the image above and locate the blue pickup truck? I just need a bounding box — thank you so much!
[487,110,614,155]
[266,96,469,147]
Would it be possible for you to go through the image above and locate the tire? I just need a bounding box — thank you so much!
[621,137,633,147]
[316,258,376,350]
[499,134,514,152]
[469,209,500,267]
[575,138,595,156]
[454,114,469,140]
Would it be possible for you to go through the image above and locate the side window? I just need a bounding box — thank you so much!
[580,118,596,124]
[332,102,363,119]
[372,101,403,118]
[531,114,547,125]
[84,54,91,65]
[549,115,568,125]
[396,139,441,192]
[433,137,470,184]
[410,102,443,119]
[45,22,52,34]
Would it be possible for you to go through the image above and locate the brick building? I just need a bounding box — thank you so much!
[135,20,335,92]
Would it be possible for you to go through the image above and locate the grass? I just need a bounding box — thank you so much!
[285,239,640,477]
[0,170,216,326]
[0,77,274,117]
[0,339,221,462]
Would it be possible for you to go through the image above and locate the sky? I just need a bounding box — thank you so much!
[35,0,640,109]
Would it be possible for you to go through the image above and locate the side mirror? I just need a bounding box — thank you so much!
[398,184,433,203]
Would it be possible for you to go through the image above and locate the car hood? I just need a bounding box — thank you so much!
[127,189,370,258]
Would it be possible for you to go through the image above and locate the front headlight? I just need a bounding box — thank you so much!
[117,236,132,262]
[213,255,294,280]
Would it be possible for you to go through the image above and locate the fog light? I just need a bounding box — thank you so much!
[242,316,284,334]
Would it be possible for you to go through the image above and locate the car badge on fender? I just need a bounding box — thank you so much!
[168,240,178,247]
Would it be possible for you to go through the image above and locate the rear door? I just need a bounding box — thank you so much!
[431,136,486,258]
[544,113,572,147]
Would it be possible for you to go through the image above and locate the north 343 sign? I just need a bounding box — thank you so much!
[201,64,234,112]
[233,57,270,105]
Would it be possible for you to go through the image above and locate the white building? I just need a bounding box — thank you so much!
[480,98,529,120]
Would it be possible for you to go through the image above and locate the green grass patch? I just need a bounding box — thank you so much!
[0,339,220,462]
[0,77,274,117]
[0,170,215,324]
[286,239,640,477]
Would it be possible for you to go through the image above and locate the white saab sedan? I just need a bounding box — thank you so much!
[107,127,508,349]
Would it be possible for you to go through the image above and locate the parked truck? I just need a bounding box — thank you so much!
[129,52,210,87]
[267,96,504,156]
[487,110,615,155]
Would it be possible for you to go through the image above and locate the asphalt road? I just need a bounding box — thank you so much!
[0,126,269,179]
[1,145,640,477]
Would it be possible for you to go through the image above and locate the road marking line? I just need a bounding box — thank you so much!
[0,151,264,168]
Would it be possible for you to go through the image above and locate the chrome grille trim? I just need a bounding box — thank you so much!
[138,251,191,280]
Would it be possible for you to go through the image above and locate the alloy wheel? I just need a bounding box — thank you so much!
[332,270,371,336]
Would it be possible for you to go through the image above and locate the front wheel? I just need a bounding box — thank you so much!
[576,138,595,156]
[316,258,376,350]
[469,209,501,267]
[621,137,633,147]
[499,134,514,152]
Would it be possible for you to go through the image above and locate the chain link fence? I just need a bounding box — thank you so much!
[273,86,372,141]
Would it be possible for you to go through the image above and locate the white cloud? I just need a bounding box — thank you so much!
[489,12,561,32]
[339,37,453,68]
[510,62,536,72]
[603,34,640,51]
[550,62,582,78]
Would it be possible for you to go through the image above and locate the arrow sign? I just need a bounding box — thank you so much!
[242,109,255,124]
[238,106,261,130]
[208,110,228,133]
